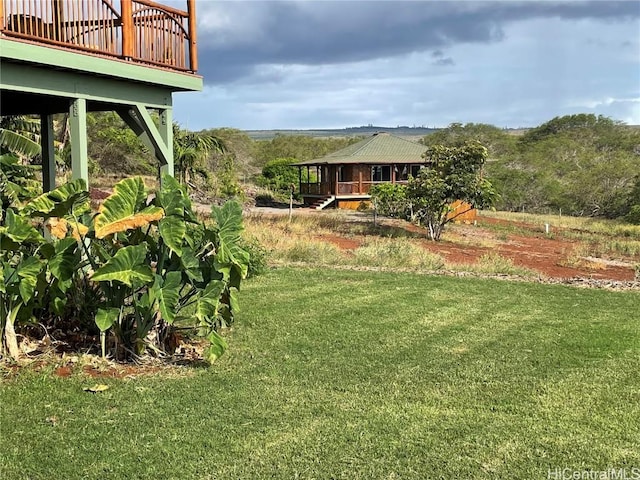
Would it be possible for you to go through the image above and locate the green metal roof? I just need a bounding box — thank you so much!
[293,132,428,166]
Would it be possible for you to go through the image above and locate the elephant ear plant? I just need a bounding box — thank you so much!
[1,176,88,360]
[0,174,250,363]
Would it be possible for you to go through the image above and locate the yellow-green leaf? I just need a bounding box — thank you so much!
[94,177,164,239]
[83,384,109,393]
[91,244,153,287]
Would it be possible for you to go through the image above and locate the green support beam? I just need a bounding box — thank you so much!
[40,114,56,192]
[159,109,174,179]
[132,104,171,167]
[117,108,161,160]
[69,98,89,183]
[117,105,174,178]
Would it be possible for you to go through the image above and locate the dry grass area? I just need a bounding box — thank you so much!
[243,209,640,282]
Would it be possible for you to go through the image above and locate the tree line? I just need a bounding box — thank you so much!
[2,112,638,222]
[420,115,640,221]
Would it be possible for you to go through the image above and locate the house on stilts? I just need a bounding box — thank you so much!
[0,0,202,189]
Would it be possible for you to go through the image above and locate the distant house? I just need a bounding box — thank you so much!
[293,132,477,221]
[293,132,429,210]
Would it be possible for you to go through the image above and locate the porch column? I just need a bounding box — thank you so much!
[392,164,396,184]
[358,165,362,194]
[40,113,56,192]
[334,166,339,195]
[298,167,302,193]
[69,98,89,183]
[159,108,174,179]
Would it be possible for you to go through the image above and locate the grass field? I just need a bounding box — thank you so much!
[1,268,639,479]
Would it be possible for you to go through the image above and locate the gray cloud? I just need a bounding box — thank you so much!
[195,1,639,84]
[433,57,455,66]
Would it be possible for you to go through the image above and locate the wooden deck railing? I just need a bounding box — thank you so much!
[0,0,197,72]
[301,181,408,196]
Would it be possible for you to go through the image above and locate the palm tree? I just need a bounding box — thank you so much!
[173,124,226,187]
[0,115,41,161]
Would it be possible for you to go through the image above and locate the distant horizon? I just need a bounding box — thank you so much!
[205,120,640,134]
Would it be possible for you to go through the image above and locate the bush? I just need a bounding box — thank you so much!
[369,183,409,218]
[258,158,299,192]
[625,205,640,225]
[241,237,269,278]
[0,175,250,363]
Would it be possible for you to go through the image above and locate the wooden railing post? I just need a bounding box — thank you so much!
[187,0,198,71]
[0,0,4,31]
[52,0,65,42]
[121,0,134,58]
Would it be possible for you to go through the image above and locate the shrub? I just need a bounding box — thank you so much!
[241,237,269,278]
[625,205,640,225]
[369,183,409,218]
[0,175,250,363]
[258,158,299,192]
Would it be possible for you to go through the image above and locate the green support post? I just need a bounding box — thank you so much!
[159,108,174,179]
[69,98,89,184]
[40,114,56,192]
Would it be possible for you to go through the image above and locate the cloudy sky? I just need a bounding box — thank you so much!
[172,0,640,131]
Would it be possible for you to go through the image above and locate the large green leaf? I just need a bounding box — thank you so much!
[22,179,89,219]
[195,280,225,323]
[158,216,185,256]
[211,201,250,279]
[180,247,202,282]
[0,154,40,203]
[150,272,181,324]
[228,287,240,314]
[203,330,228,363]
[17,256,44,303]
[91,244,153,287]
[94,177,164,239]
[95,307,119,332]
[0,128,41,159]
[47,238,81,290]
[1,209,44,245]
[157,174,195,220]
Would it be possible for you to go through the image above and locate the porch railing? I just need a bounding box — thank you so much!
[300,182,332,196]
[301,181,407,196]
[0,0,197,72]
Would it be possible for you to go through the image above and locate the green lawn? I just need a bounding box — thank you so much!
[1,268,639,479]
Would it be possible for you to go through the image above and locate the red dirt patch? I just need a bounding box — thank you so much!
[316,234,362,251]
[54,366,73,378]
[315,215,637,281]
